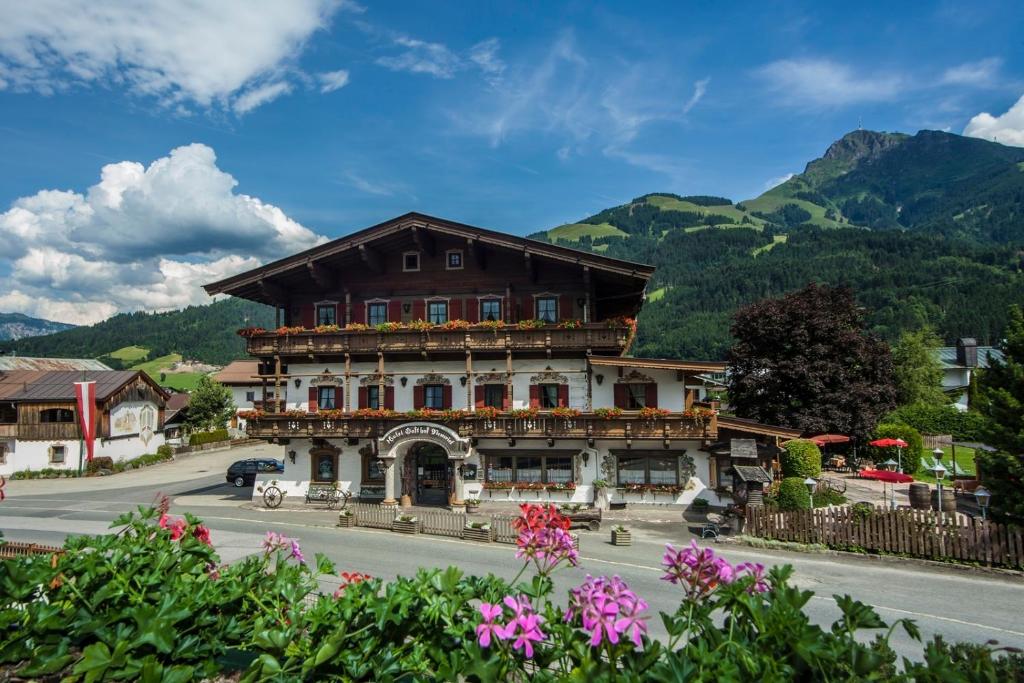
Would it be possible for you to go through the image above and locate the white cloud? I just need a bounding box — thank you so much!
[469,38,505,84]
[233,81,292,114]
[0,0,353,112]
[0,144,326,324]
[342,171,396,196]
[755,58,902,107]
[941,57,1002,87]
[376,36,461,78]
[763,172,795,192]
[318,69,350,93]
[683,77,709,114]
[963,93,1024,146]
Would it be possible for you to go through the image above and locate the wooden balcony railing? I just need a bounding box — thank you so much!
[245,322,633,357]
[244,409,717,444]
[1,423,81,440]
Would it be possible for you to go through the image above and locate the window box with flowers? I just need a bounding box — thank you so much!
[510,407,539,420]
[483,481,512,498]
[353,408,397,419]
[438,409,469,422]
[236,327,267,337]
[238,409,265,420]
[393,515,419,535]
[375,321,403,333]
[318,409,346,420]
[682,407,716,423]
[408,319,436,332]
[557,319,583,329]
[594,407,623,420]
[441,319,471,331]
[337,509,355,528]
[611,524,632,546]
[275,325,305,336]
[478,319,505,332]
[546,481,576,498]
[550,406,581,419]
[313,324,341,333]
[463,521,491,542]
[474,406,501,420]
[517,318,546,330]
[345,322,370,331]
[405,408,440,420]
[638,407,671,421]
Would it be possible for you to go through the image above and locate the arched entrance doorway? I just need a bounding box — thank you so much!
[411,442,451,506]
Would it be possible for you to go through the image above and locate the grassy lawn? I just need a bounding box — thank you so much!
[911,445,977,485]
[645,195,766,226]
[548,222,627,241]
[158,372,204,391]
[108,345,150,362]
[131,353,182,376]
[647,287,669,302]
[751,234,788,256]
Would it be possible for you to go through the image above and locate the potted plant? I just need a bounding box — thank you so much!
[611,524,632,546]
[465,498,481,514]
[691,497,710,512]
[463,520,491,543]
[337,509,355,528]
[393,514,419,534]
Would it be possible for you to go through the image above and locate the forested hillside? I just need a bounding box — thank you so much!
[533,129,1024,360]
[0,298,274,365]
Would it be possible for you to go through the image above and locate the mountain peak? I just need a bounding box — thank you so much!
[819,129,908,165]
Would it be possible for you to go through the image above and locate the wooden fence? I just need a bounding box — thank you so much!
[352,504,394,530]
[491,515,519,544]
[745,505,1023,568]
[420,510,466,538]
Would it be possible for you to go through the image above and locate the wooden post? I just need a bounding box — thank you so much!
[377,352,385,411]
[506,350,514,407]
[344,353,352,412]
[466,351,474,409]
[274,355,282,413]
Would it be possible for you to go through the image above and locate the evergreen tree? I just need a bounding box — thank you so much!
[726,283,897,442]
[186,376,236,432]
[891,327,947,407]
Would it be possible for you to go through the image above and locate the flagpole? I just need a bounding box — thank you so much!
[78,369,85,477]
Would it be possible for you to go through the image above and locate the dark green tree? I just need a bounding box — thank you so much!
[185,375,236,432]
[727,283,897,442]
[891,327,947,407]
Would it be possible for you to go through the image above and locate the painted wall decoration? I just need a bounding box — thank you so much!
[110,401,159,444]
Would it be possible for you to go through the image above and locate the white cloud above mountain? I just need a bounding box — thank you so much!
[963,93,1024,146]
[0,0,353,113]
[755,58,903,107]
[0,144,326,324]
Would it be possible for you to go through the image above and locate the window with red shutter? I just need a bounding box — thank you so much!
[307,387,318,412]
[388,300,402,323]
[560,294,574,321]
[449,299,462,321]
[466,297,479,323]
[645,383,658,408]
[350,303,365,324]
[384,386,395,410]
[528,384,540,409]
[413,385,425,409]
[474,385,485,408]
[442,384,453,409]
[613,384,627,409]
[358,386,368,409]
[300,304,315,328]
[557,384,569,407]
[412,300,426,321]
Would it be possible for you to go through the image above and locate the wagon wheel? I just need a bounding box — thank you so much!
[262,486,283,509]
[588,520,601,532]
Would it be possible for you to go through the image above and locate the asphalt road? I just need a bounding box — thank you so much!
[2,444,1022,663]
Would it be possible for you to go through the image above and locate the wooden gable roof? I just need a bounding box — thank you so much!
[203,212,655,306]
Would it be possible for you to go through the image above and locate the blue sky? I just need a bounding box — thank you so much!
[1,0,1023,324]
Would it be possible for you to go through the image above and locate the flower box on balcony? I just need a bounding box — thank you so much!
[393,516,419,535]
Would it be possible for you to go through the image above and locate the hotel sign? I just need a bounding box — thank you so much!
[380,422,466,453]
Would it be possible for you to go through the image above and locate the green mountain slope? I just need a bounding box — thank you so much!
[535,129,1024,359]
[0,298,275,366]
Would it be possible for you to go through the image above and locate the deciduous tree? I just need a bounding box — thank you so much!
[186,375,236,432]
[891,327,947,407]
[727,283,897,442]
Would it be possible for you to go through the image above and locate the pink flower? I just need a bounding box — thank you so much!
[515,526,578,574]
[567,575,648,648]
[159,514,187,541]
[262,531,288,554]
[661,541,734,598]
[475,602,506,648]
[289,538,305,564]
[192,525,212,547]
[506,612,545,658]
[737,562,769,593]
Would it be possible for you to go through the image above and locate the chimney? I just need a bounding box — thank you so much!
[956,338,978,368]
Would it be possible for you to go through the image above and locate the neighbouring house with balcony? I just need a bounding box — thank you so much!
[204,212,797,508]
[0,370,169,475]
[212,360,284,432]
[935,338,1004,411]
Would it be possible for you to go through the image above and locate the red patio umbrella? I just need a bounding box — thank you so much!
[869,438,910,474]
[858,469,914,484]
[808,434,851,447]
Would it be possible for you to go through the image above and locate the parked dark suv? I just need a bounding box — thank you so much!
[226,458,284,487]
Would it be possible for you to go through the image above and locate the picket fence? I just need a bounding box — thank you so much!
[745,505,1023,568]
[345,506,529,546]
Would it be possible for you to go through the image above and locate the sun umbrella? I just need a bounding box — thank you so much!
[807,434,851,447]
[869,438,909,474]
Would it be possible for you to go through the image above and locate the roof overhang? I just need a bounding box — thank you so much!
[716,415,803,439]
[587,355,726,373]
[203,212,655,303]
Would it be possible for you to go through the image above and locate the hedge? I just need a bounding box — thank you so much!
[781,439,822,478]
[189,428,230,446]
[870,423,923,476]
[886,402,989,441]
[777,476,811,510]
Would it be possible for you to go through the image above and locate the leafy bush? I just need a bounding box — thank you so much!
[1,505,1021,680]
[85,456,114,474]
[781,439,822,478]
[189,428,230,446]
[886,402,989,441]
[157,443,173,459]
[778,477,811,510]
[871,423,923,475]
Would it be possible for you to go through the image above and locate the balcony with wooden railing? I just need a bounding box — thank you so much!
[242,407,717,445]
[242,321,634,357]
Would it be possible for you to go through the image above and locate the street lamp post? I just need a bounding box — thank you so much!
[930,448,948,556]
[803,477,817,510]
[882,459,898,508]
[974,486,991,521]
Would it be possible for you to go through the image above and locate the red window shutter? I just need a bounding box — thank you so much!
[474,385,484,408]
[357,386,368,409]
[442,384,453,409]
[308,387,318,412]
[529,384,540,409]
[613,384,627,409]
[384,386,395,410]
[412,300,426,321]
[300,304,315,328]
[522,296,533,321]
[350,303,365,324]
[560,294,574,321]
[413,385,425,409]
[502,386,510,411]
[645,383,658,408]
[466,297,479,323]
[449,299,462,321]
[388,300,402,323]
[558,384,569,407]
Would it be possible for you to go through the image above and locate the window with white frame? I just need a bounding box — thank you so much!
[427,301,448,324]
[616,454,677,485]
[536,296,557,322]
[316,304,336,326]
[49,445,66,464]
[245,391,255,402]
[403,251,420,272]
[317,386,336,410]
[480,298,501,321]
[486,453,574,484]
[367,302,388,326]
[446,249,463,270]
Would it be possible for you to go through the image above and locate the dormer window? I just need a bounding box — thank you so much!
[446,249,463,270]
[403,251,420,272]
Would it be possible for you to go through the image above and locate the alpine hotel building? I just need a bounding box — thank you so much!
[204,213,796,508]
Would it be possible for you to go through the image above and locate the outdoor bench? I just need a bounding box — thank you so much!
[358,485,386,502]
[305,484,349,509]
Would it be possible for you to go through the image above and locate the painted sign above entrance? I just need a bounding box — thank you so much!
[379,421,467,455]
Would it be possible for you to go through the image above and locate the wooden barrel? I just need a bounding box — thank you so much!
[908,482,930,510]
[931,488,956,513]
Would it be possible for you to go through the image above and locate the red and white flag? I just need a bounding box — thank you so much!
[74,381,97,462]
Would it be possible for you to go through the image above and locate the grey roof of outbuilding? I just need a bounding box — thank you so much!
[1,370,158,402]
[731,465,773,484]
[935,346,1003,369]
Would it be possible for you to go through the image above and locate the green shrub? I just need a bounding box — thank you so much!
[870,423,923,475]
[189,428,230,446]
[777,477,811,510]
[781,439,822,478]
[886,402,989,440]
[86,457,114,474]
[157,444,174,459]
